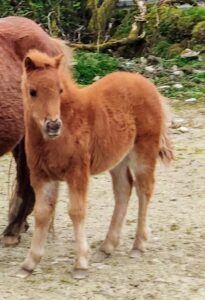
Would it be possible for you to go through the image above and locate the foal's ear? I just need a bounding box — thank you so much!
[24,56,37,72]
[54,54,64,69]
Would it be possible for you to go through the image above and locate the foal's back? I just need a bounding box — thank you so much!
[85,71,164,137]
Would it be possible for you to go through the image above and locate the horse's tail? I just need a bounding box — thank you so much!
[159,97,174,165]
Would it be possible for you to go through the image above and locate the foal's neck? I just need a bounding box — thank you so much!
[61,71,87,109]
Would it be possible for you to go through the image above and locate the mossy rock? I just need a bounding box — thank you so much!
[168,43,184,58]
[146,5,205,42]
[192,21,205,43]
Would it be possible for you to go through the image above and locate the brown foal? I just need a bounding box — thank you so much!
[18,50,173,279]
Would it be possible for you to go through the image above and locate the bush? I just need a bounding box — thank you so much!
[192,21,205,43]
[168,43,183,58]
[74,51,119,85]
[146,5,205,42]
[152,40,172,58]
[113,8,136,38]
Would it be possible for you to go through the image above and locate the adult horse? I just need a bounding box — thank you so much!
[0,16,70,245]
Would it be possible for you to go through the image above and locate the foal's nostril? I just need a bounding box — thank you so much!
[46,119,61,132]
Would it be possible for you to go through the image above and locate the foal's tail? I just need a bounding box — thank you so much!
[159,97,174,165]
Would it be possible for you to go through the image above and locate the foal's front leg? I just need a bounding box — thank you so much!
[17,180,58,278]
[67,170,89,279]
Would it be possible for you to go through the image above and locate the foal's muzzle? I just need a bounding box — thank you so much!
[44,119,62,138]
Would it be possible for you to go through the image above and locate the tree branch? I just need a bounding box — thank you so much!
[67,32,145,51]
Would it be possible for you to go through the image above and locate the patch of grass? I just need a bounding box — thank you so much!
[74,51,119,85]
[194,147,204,154]
[153,57,205,104]
[170,223,180,231]
[73,51,205,109]
[152,40,172,58]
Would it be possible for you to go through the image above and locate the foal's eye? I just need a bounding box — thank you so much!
[59,88,63,94]
[29,88,37,97]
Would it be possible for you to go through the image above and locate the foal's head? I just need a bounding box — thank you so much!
[22,50,64,139]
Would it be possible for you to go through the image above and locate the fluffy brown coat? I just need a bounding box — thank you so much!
[19,50,173,278]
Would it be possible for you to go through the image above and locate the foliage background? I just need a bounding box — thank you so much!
[0,0,205,101]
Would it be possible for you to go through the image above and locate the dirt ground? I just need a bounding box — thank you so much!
[0,106,204,300]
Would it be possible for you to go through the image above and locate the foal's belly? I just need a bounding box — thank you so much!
[90,125,136,175]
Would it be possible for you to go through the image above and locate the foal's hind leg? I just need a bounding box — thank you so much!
[129,137,158,257]
[100,158,133,255]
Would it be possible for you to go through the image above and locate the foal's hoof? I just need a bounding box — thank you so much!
[0,235,20,247]
[16,268,33,279]
[71,269,88,279]
[93,250,110,263]
[130,249,143,259]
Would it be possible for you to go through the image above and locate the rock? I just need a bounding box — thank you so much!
[173,70,184,76]
[178,126,189,133]
[180,48,200,59]
[171,65,184,76]
[173,83,183,89]
[145,66,156,73]
[177,4,192,9]
[171,118,185,129]
[185,98,197,104]
[140,57,147,65]
[93,75,100,81]
[199,53,205,62]
[171,65,178,72]
[147,55,162,65]
[181,66,194,74]
[158,85,170,90]
[193,69,205,74]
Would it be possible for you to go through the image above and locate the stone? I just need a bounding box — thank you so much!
[93,75,100,81]
[171,118,185,129]
[180,48,200,59]
[178,126,189,133]
[158,85,170,90]
[173,83,183,89]
[185,98,197,104]
[140,56,147,64]
[173,70,184,76]
[145,66,155,73]
[147,55,162,65]
[193,69,205,74]
[171,65,178,72]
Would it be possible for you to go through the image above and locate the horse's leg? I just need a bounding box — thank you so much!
[129,137,158,257]
[100,158,133,256]
[1,138,35,246]
[67,170,89,279]
[17,181,58,278]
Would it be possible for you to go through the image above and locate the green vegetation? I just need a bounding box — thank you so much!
[146,5,205,41]
[74,51,119,85]
[0,1,205,106]
[154,57,205,104]
[146,5,205,57]
[192,20,205,43]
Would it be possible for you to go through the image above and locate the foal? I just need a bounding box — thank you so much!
[18,50,173,278]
